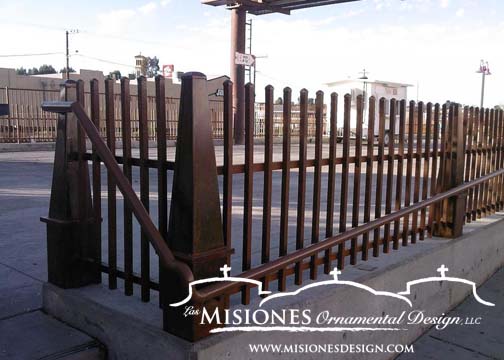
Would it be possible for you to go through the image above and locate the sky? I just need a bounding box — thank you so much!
[0,0,503,106]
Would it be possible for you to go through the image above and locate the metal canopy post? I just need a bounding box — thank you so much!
[204,0,361,144]
[231,8,246,145]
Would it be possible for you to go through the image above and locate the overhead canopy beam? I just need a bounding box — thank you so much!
[202,0,360,15]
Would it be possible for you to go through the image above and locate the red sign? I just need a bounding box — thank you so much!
[163,64,174,79]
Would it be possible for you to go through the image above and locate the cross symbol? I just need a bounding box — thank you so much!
[220,264,231,278]
[330,268,342,281]
[437,265,449,278]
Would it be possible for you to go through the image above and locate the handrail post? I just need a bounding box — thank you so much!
[161,72,230,341]
[434,103,467,238]
[41,80,100,288]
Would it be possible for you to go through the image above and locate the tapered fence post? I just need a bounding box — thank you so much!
[434,103,467,238]
[161,72,230,341]
[41,80,100,288]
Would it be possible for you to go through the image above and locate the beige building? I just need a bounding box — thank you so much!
[0,67,228,143]
[0,67,227,99]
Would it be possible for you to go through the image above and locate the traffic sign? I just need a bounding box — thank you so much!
[235,52,255,66]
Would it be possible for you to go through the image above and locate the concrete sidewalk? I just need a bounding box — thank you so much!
[0,152,104,359]
[398,267,504,360]
[0,261,105,359]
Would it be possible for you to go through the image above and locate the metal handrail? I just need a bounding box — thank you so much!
[41,100,194,286]
[193,166,504,302]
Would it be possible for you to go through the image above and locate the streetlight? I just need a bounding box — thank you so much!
[476,60,491,108]
[359,68,369,122]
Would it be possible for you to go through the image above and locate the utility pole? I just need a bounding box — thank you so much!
[65,29,79,80]
[476,60,491,108]
[245,19,267,89]
[246,19,253,84]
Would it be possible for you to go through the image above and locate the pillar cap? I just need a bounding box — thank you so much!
[181,72,207,80]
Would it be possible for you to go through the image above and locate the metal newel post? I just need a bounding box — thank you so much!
[161,72,230,341]
[41,80,100,288]
[434,103,467,238]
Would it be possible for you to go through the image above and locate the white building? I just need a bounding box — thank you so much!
[325,78,412,144]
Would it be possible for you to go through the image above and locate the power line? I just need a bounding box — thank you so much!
[0,52,63,58]
[74,53,136,70]
[0,18,66,32]
[1,19,193,51]
[79,30,191,50]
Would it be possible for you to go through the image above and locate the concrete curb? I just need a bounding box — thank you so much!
[0,142,56,152]
[0,136,327,153]
[43,215,504,360]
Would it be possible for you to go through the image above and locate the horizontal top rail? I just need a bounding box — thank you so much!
[41,101,74,113]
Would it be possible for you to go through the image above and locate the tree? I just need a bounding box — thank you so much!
[146,56,160,78]
[59,67,76,74]
[16,67,39,75]
[128,73,136,80]
[108,70,122,80]
[15,64,57,75]
[275,97,283,105]
[37,64,57,75]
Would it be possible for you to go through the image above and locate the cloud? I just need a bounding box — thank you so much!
[456,8,465,17]
[2,0,504,107]
[96,9,136,35]
[248,17,504,106]
[96,1,165,35]
[440,0,449,8]
[139,2,158,14]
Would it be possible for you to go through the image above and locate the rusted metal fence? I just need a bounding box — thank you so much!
[42,74,504,342]
[0,87,60,143]
[254,102,326,137]
[0,86,225,143]
[0,86,326,143]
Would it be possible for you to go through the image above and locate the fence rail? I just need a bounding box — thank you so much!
[42,74,504,342]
